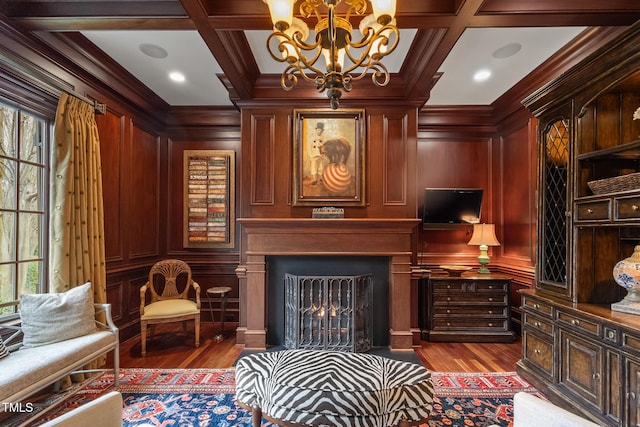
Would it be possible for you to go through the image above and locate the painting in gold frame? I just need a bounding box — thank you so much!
[183,150,235,248]
[293,108,366,206]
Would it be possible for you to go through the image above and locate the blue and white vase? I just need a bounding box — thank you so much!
[612,245,640,315]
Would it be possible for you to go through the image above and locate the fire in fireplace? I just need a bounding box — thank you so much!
[284,274,372,352]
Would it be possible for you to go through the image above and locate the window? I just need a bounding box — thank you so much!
[0,102,49,316]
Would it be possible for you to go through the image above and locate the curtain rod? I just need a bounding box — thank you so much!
[76,93,106,115]
[68,91,106,115]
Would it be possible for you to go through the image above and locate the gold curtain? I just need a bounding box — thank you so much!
[50,93,107,383]
[50,93,106,299]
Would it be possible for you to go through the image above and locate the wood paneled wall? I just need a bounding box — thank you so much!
[238,107,419,220]
[4,18,595,342]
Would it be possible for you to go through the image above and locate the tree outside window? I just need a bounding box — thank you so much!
[0,103,47,316]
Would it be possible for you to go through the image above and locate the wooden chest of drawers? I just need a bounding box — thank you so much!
[425,273,515,343]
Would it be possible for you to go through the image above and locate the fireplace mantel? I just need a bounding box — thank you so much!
[236,218,421,350]
[237,218,420,255]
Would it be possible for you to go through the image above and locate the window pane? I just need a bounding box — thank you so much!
[0,263,16,307]
[19,163,43,211]
[0,158,16,209]
[18,212,41,260]
[20,114,44,163]
[0,106,17,158]
[18,260,40,295]
[0,211,15,262]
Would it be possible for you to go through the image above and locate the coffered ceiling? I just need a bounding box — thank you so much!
[2,1,639,109]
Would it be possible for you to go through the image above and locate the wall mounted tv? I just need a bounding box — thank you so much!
[422,188,484,224]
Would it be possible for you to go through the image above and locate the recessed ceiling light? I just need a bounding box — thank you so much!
[139,43,168,59]
[473,69,491,82]
[492,42,522,59]
[169,71,186,83]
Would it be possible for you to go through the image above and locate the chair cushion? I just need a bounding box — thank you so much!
[236,349,434,427]
[141,299,199,320]
[19,283,96,348]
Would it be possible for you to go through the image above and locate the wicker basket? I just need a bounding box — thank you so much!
[587,172,640,195]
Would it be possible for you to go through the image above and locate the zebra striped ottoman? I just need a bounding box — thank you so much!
[235,349,434,427]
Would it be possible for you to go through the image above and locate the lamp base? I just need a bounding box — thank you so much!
[477,245,491,274]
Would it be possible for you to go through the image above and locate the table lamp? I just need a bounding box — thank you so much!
[467,223,500,274]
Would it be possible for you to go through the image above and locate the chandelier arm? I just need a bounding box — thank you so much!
[344,0,368,20]
[300,0,324,20]
[266,31,327,76]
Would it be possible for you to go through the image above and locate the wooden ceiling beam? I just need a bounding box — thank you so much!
[178,0,259,101]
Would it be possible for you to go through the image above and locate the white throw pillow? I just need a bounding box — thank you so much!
[0,336,8,359]
[19,282,96,348]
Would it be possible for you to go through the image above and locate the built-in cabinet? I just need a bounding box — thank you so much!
[517,22,640,426]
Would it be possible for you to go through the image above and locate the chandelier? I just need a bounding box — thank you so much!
[263,0,399,109]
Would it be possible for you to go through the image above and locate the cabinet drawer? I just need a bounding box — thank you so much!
[522,296,553,318]
[557,311,601,338]
[622,330,640,357]
[432,318,507,329]
[431,281,465,292]
[523,312,554,336]
[575,200,610,221]
[523,329,554,378]
[615,195,640,220]
[433,305,507,317]
[436,294,507,304]
[475,281,508,292]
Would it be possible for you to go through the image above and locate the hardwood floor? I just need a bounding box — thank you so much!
[114,323,522,372]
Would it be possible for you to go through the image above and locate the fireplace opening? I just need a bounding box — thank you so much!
[284,274,372,352]
[267,255,389,348]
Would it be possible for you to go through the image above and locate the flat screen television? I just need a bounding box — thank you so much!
[422,188,484,224]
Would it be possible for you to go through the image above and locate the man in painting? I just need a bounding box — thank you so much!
[308,121,325,185]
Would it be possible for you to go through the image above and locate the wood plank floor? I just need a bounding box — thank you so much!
[114,323,522,372]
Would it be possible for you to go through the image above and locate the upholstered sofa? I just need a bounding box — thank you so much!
[513,392,600,427]
[0,284,119,422]
[39,391,123,427]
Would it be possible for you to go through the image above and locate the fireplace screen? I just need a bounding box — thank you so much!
[284,274,371,352]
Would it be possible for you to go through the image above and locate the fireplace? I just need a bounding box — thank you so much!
[236,218,422,351]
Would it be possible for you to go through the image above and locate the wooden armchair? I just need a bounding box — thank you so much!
[139,259,201,356]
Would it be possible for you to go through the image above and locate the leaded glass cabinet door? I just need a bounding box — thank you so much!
[537,118,572,298]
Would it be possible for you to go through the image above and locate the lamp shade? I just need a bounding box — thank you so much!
[468,224,500,246]
[264,0,294,27]
[370,0,396,23]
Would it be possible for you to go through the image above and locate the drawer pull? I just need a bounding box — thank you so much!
[534,349,541,354]
[592,373,600,381]
[446,309,451,314]
[488,286,493,289]
[534,322,541,327]
[607,330,615,339]
[447,297,451,302]
[571,319,580,326]
[633,205,639,211]
[488,310,493,314]
[488,323,493,327]
[628,392,637,401]
[446,322,451,326]
[447,285,451,289]
[587,208,594,214]
[488,298,493,302]
[533,303,540,309]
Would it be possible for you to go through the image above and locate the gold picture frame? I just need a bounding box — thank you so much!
[293,108,366,206]
[183,150,235,248]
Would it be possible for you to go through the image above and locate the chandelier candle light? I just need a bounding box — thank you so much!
[467,223,501,274]
[263,0,399,110]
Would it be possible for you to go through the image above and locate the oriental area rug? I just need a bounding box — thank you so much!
[12,368,538,427]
